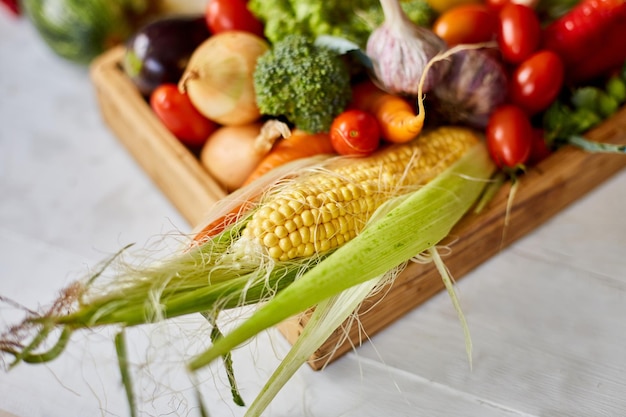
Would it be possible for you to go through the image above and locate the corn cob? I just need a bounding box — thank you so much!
[238,126,480,261]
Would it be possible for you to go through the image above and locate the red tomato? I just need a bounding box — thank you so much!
[432,4,497,46]
[330,110,381,156]
[528,128,552,165]
[1,0,20,16]
[486,105,533,168]
[486,0,511,11]
[205,0,264,37]
[497,3,541,64]
[486,0,538,12]
[509,50,564,115]
[150,84,218,147]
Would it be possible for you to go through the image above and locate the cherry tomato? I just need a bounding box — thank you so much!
[485,0,538,12]
[486,105,533,168]
[330,110,381,156]
[205,0,264,37]
[528,128,552,165]
[485,0,510,11]
[1,0,20,16]
[509,50,564,115]
[425,0,482,14]
[432,4,497,46]
[150,84,218,147]
[497,3,541,64]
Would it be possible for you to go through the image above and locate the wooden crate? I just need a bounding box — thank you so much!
[90,45,626,370]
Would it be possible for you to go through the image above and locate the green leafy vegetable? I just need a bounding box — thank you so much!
[248,0,435,47]
[571,86,620,118]
[543,61,626,149]
[606,75,626,103]
[542,100,602,145]
[535,0,580,22]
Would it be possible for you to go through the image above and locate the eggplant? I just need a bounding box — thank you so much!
[123,15,210,96]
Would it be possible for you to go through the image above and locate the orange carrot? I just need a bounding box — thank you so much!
[191,200,250,244]
[351,44,491,144]
[192,130,336,243]
[242,130,335,186]
[350,80,425,144]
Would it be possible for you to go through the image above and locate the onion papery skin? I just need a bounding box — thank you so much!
[180,31,269,126]
[366,23,449,96]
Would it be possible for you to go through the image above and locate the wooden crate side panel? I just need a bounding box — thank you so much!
[90,47,227,226]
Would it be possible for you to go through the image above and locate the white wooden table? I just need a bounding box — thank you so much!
[1,12,625,417]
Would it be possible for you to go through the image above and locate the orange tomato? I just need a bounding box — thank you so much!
[432,4,498,46]
[426,0,481,14]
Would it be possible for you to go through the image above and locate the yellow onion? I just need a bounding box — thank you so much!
[179,31,269,126]
[200,123,266,191]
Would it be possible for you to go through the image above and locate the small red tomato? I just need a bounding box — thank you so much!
[150,84,218,147]
[497,3,541,64]
[330,110,381,156]
[528,128,552,165]
[1,0,20,15]
[432,4,497,46]
[205,0,264,37]
[486,104,533,168]
[509,50,564,115]
[486,0,538,12]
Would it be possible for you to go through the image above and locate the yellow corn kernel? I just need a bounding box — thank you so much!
[240,126,480,261]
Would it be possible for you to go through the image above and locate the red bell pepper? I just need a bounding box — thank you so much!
[542,0,626,83]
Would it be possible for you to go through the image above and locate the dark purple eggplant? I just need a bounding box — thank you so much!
[122,15,210,96]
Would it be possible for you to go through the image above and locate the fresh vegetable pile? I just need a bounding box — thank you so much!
[2,0,626,416]
[118,0,626,191]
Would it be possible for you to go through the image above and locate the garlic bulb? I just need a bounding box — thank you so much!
[366,0,449,96]
[432,49,508,129]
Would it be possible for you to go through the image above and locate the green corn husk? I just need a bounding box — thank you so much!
[187,141,494,372]
[0,135,495,417]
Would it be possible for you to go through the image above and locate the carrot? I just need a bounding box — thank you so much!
[350,81,425,144]
[351,44,495,144]
[192,130,336,243]
[242,130,335,186]
[192,201,253,243]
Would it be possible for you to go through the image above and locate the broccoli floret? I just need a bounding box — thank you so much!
[253,34,352,133]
